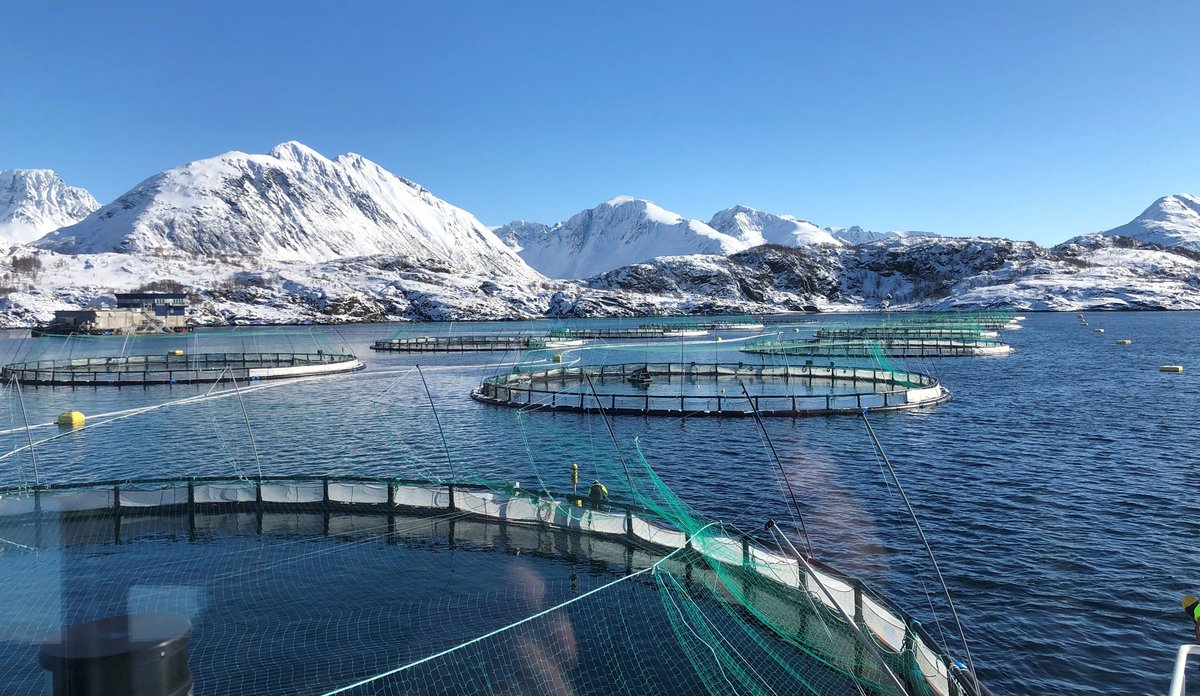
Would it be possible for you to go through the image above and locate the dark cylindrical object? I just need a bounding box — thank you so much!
[38,613,192,696]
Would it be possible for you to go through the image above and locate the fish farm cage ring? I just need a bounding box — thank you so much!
[472,362,950,416]
[370,335,585,352]
[816,327,1000,340]
[0,476,982,696]
[741,338,1013,358]
[0,352,364,386]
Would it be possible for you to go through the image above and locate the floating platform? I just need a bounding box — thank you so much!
[31,325,194,337]
[0,475,983,696]
[0,352,364,386]
[550,327,708,340]
[473,361,950,416]
[369,335,584,353]
[742,337,1013,358]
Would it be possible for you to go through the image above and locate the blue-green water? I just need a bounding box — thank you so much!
[0,312,1197,695]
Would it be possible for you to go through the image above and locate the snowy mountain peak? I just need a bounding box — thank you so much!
[269,140,326,164]
[1098,194,1200,251]
[708,205,842,247]
[604,194,639,207]
[495,198,747,279]
[601,195,694,226]
[34,143,541,280]
[0,169,100,246]
[828,226,940,245]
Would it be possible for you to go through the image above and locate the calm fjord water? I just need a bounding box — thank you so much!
[0,312,1197,695]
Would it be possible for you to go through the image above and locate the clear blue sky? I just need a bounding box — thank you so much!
[3,0,1197,244]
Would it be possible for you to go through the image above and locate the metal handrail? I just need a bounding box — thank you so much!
[1170,644,1200,696]
[0,353,361,385]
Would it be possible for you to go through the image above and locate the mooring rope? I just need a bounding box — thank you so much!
[859,409,980,695]
[319,521,717,695]
[768,524,908,696]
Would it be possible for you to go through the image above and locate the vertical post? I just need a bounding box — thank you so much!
[113,485,122,544]
[322,477,331,535]
[255,478,263,535]
[387,480,396,540]
[187,480,196,542]
[447,484,456,511]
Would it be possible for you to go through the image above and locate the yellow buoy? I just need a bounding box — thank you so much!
[1115,339,1132,345]
[715,336,723,342]
[168,349,185,356]
[57,411,85,427]
[1160,365,1184,373]
[551,354,563,363]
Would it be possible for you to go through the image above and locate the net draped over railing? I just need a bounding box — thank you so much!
[0,474,982,696]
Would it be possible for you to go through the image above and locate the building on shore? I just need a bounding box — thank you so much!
[33,292,192,336]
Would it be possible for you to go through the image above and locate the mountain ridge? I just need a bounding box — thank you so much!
[708,205,842,247]
[0,169,99,246]
[494,197,747,279]
[1092,194,1200,252]
[36,141,540,282]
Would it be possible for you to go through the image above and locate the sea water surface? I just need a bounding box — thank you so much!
[0,312,1197,695]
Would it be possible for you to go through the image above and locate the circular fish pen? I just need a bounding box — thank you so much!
[0,352,364,386]
[550,327,708,339]
[743,338,1013,358]
[895,314,1021,331]
[0,475,983,696]
[817,327,997,340]
[472,362,950,416]
[639,321,765,331]
[370,335,584,352]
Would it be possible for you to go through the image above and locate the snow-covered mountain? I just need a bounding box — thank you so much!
[0,169,99,246]
[494,196,747,279]
[5,156,1200,325]
[582,233,1200,313]
[36,142,539,281]
[708,206,842,247]
[1095,194,1200,251]
[827,226,940,245]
